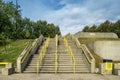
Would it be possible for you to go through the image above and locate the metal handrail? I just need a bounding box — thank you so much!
[21,45,32,63]
[79,45,92,63]
[55,35,58,73]
[71,35,92,63]
[0,62,9,65]
[64,37,76,73]
[37,37,50,74]
[21,35,43,64]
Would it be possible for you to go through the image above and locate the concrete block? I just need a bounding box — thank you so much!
[106,70,112,74]
[113,69,120,75]
[2,68,14,75]
[5,63,13,68]
[99,63,112,75]
[113,63,120,75]
[113,63,120,69]
[99,63,106,74]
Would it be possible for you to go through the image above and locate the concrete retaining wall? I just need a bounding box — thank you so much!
[74,32,118,38]
[93,41,120,61]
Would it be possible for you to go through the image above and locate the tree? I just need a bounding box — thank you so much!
[89,24,97,32]
[25,30,30,39]
[97,20,111,32]
[113,20,120,37]
[82,26,90,32]
[82,20,120,38]
[0,0,61,39]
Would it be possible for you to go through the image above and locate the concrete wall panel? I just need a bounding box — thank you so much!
[94,41,120,61]
[74,32,118,38]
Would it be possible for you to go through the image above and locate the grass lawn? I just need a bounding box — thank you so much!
[0,39,34,65]
[78,38,120,67]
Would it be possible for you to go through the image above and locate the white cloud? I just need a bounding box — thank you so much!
[40,0,120,35]
[16,0,120,35]
[4,0,119,35]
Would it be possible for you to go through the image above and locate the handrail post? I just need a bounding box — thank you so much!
[55,35,58,73]
[91,59,95,73]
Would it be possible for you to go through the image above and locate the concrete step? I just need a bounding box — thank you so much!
[57,70,90,73]
[58,68,73,71]
[76,68,89,71]
[28,63,87,67]
[44,55,71,57]
[45,52,55,53]
[44,54,71,56]
[25,68,37,71]
[43,59,73,62]
[23,38,90,73]
[58,52,68,53]
[39,70,55,73]
[42,64,75,66]
[43,57,71,59]
[23,70,90,73]
[32,62,87,67]
[42,62,55,64]
[30,58,38,60]
[40,67,54,71]
[30,60,39,63]
[23,71,37,73]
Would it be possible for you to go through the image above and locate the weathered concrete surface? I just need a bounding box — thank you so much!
[113,69,120,75]
[113,63,120,75]
[1,68,14,75]
[1,63,14,75]
[0,74,120,80]
[99,63,112,75]
[74,32,118,38]
[93,41,120,61]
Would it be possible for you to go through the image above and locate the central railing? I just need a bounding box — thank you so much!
[64,37,76,73]
[55,35,58,73]
[37,37,50,74]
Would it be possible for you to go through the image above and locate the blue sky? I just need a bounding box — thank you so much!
[4,0,120,35]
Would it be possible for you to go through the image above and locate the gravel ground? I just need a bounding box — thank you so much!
[0,73,120,80]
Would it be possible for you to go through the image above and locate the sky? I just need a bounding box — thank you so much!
[3,0,120,35]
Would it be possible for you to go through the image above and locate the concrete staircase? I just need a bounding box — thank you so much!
[58,38,73,73]
[23,38,90,73]
[68,39,90,73]
[23,54,39,73]
[40,38,55,73]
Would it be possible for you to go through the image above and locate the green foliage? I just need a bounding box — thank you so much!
[82,20,120,38]
[82,26,89,32]
[0,0,61,40]
[25,30,30,39]
[0,0,61,65]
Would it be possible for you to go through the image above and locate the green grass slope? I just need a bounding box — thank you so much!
[0,39,33,65]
